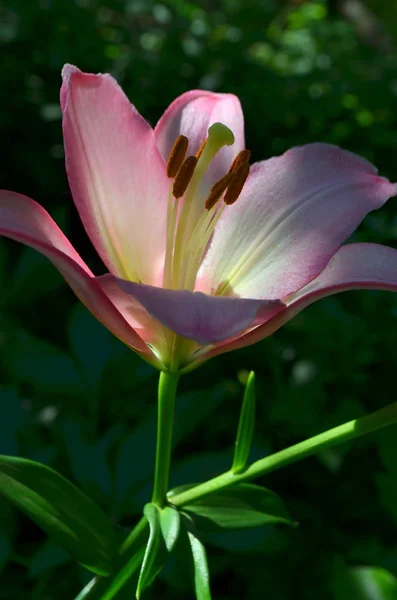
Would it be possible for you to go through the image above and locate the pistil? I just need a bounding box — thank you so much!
[172,123,234,288]
[163,122,251,294]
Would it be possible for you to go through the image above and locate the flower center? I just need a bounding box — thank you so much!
[163,122,251,292]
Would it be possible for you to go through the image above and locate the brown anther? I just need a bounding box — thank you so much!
[224,162,250,205]
[166,135,189,178]
[205,172,235,210]
[228,149,251,174]
[172,155,198,198]
[195,138,207,160]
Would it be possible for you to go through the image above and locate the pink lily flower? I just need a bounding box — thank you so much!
[1,65,397,373]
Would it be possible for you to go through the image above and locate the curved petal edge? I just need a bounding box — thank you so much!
[203,242,397,362]
[117,279,284,345]
[0,191,152,357]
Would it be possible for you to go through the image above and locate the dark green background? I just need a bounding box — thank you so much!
[1,0,397,598]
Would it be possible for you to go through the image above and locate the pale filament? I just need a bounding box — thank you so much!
[163,122,250,294]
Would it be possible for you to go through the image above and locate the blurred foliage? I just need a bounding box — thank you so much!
[1,0,397,598]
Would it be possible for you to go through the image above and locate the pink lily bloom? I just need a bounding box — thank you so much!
[1,65,397,373]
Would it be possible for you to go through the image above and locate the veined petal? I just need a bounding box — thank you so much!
[95,274,163,347]
[117,279,284,345]
[201,143,397,299]
[286,242,397,304]
[202,242,397,363]
[154,90,245,194]
[61,64,169,285]
[0,191,152,358]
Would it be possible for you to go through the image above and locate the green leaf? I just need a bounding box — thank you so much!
[0,388,25,456]
[9,248,62,305]
[68,304,120,387]
[29,541,70,577]
[0,455,116,575]
[5,331,81,394]
[183,484,296,530]
[136,504,167,599]
[136,503,182,598]
[75,519,148,600]
[181,514,212,600]
[159,505,180,552]
[232,371,256,473]
[334,565,397,600]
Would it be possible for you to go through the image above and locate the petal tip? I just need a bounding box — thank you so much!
[61,63,80,81]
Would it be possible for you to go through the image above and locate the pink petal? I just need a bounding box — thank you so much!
[117,279,284,345]
[61,64,169,286]
[286,242,397,304]
[154,89,245,194]
[0,191,152,358]
[201,143,397,299]
[95,274,162,347]
[203,242,397,362]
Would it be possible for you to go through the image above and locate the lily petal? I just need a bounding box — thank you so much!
[61,64,169,285]
[0,191,151,357]
[154,89,245,192]
[117,279,284,345]
[287,242,397,304]
[95,274,161,347]
[204,242,397,362]
[201,144,397,299]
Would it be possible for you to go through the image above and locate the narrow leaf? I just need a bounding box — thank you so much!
[0,455,116,575]
[159,505,180,552]
[182,514,212,600]
[184,483,296,530]
[136,504,167,599]
[232,371,256,473]
[334,565,397,600]
[74,519,148,600]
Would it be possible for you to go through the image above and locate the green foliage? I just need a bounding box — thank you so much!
[333,564,397,600]
[159,506,180,553]
[181,513,212,600]
[183,484,296,531]
[0,455,116,575]
[232,371,256,473]
[136,504,171,598]
[1,0,397,598]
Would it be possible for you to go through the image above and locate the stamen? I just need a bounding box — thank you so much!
[172,155,198,198]
[228,149,251,173]
[166,135,189,178]
[168,122,236,292]
[205,172,235,210]
[224,161,250,205]
[195,139,207,160]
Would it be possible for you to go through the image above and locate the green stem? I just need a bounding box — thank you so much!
[77,400,397,599]
[170,400,397,506]
[151,371,179,507]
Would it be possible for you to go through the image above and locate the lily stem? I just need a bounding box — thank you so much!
[76,400,397,599]
[170,400,397,506]
[151,371,179,507]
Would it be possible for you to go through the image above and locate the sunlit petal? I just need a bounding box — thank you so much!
[61,64,169,285]
[201,143,397,299]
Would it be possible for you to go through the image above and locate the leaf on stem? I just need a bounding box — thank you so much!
[76,519,148,600]
[136,503,181,598]
[159,505,180,552]
[181,513,212,600]
[0,455,116,575]
[183,483,297,530]
[232,371,256,474]
[333,565,397,600]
